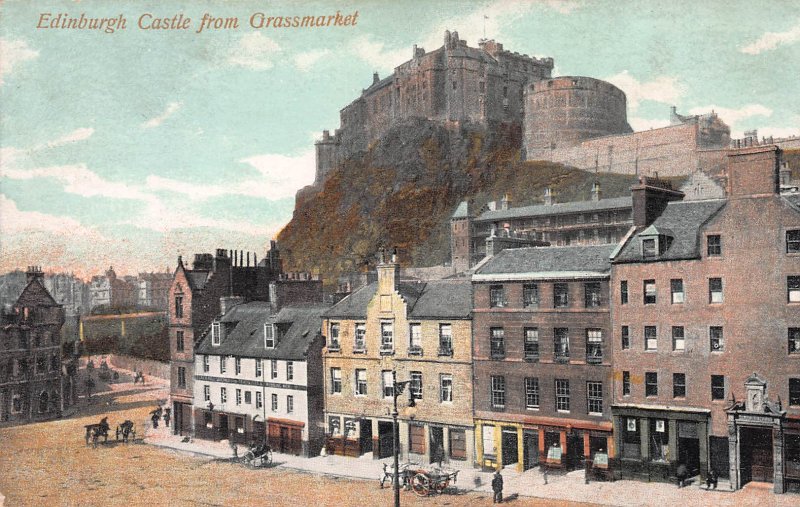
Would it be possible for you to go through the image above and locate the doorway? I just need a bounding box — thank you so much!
[359,419,373,455]
[378,421,394,459]
[430,426,444,464]
[449,429,466,460]
[501,427,519,467]
[678,422,700,477]
[218,414,229,440]
[566,432,584,471]
[523,430,539,470]
[740,427,773,484]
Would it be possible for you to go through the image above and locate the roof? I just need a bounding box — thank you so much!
[323,280,472,319]
[196,302,329,360]
[613,199,727,263]
[474,244,616,280]
[16,278,59,307]
[186,271,209,290]
[476,196,632,222]
[451,201,469,219]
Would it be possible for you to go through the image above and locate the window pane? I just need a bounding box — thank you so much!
[711,375,725,400]
[490,328,505,358]
[673,373,686,398]
[787,230,800,253]
[523,284,539,307]
[524,328,539,360]
[645,372,658,396]
[645,326,657,350]
[672,326,685,351]
[554,283,569,308]
[644,280,657,304]
[710,326,724,351]
[554,328,570,360]
[525,377,539,409]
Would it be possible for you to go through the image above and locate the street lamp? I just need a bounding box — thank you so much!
[391,369,416,507]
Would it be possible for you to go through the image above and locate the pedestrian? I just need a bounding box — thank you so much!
[492,469,504,503]
[542,464,548,485]
[676,462,687,488]
[141,373,146,386]
[229,432,238,458]
[163,408,171,428]
[151,411,159,429]
[706,468,718,490]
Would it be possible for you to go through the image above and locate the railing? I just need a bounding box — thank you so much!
[352,345,367,354]
[586,354,603,365]
[438,347,453,357]
[407,346,424,356]
[379,345,394,356]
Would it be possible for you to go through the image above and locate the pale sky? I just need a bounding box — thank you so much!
[1,0,798,278]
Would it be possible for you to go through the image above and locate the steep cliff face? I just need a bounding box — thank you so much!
[277,118,641,285]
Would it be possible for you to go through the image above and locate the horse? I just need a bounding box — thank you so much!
[116,420,136,443]
[84,417,111,448]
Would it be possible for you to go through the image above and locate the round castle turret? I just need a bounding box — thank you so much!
[524,76,632,156]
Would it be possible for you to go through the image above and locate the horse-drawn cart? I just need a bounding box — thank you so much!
[380,462,459,497]
[240,442,273,468]
[115,420,137,443]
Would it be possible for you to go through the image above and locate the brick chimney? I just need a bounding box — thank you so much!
[377,247,400,296]
[543,187,553,206]
[630,177,684,228]
[727,146,780,198]
[26,266,44,284]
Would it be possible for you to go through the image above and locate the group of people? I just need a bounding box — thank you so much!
[133,370,146,385]
[150,406,171,429]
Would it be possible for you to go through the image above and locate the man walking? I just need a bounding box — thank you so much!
[492,469,504,503]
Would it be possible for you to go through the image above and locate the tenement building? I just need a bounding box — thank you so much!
[0,267,69,423]
[610,145,800,493]
[322,250,475,464]
[471,244,615,475]
[192,303,328,456]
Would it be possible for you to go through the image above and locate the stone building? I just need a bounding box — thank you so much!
[322,250,475,464]
[609,146,800,493]
[89,266,137,311]
[137,272,172,310]
[471,245,615,474]
[192,303,328,456]
[450,185,633,272]
[0,267,72,423]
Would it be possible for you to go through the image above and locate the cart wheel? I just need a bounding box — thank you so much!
[436,478,449,492]
[265,450,273,465]
[411,473,431,497]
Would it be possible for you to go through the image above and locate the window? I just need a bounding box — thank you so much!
[671,279,684,304]
[645,372,658,397]
[286,361,294,381]
[355,369,367,396]
[645,326,657,351]
[523,328,539,361]
[220,356,227,374]
[642,238,657,258]
[203,355,210,373]
[287,395,294,413]
[489,285,507,308]
[621,326,630,350]
[482,425,496,456]
[382,370,394,398]
[787,230,800,253]
[176,367,186,389]
[410,371,423,400]
[490,328,505,358]
[36,355,46,374]
[584,282,602,308]
[525,377,539,410]
[331,368,342,394]
[710,326,724,351]
[256,391,263,409]
[271,359,278,379]
[709,278,723,303]
[354,323,366,352]
[174,295,183,319]
[554,283,569,308]
[555,379,570,411]
[235,358,241,375]
[586,329,603,363]
[380,322,394,353]
[176,330,184,352]
[439,324,453,355]
[790,328,800,354]
[643,280,656,305]
[587,381,603,415]
[790,379,800,406]
[711,375,725,400]
[672,326,685,351]
[523,283,539,307]
[622,371,631,396]
[554,328,570,361]
[620,280,628,305]
[491,376,505,409]
[328,416,341,435]
[11,394,21,414]
[255,359,262,377]
[220,387,227,404]
[707,235,721,256]
[271,393,278,411]
[235,389,242,405]
[203,385,210,402]
[328,323,340,350]
[212,322,221,346]
[264,324,275,348]
[440,374,453,403]
[673,373,686,398]
[409,323,422,352]
[789,276,800,303]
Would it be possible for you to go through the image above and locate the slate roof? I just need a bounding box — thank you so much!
[451,201,469,219]
[186,271,210,290]
[15,278,59,307]
[323,280,472,319]
[196,302,329,360]
[474,244,615,279]
[613,199,727,263]
[476,196,632,222]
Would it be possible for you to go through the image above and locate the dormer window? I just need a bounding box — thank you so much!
[264,323,275,349]
[211,322,221,346]
[642,238,657,258]
[640,226,673,258]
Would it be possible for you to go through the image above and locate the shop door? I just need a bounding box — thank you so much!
[740,427,773,484]
[501,428,518,466]
[566,432,584,471]
[430,427,444,464]
[253,421,266,443]
[378,421,394,459]
[280,427,290,453]
[523,430,539,470]
[678,422,700,476]
[218,414,229,440]
[359,419,373,454]
[409,424,426,455]
[449,429,466,460]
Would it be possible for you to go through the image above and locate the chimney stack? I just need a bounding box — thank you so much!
[373,72,379,84]
[544,187,553,206]
[591,182,602,202]
[377,247,400,296]
[500,193,512,210]
[26,265,44,284]
[630,177,684,228]
[726,145,780,198]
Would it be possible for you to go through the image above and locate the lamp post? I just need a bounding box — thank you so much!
[391,369,416,507]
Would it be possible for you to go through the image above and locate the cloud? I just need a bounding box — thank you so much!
[0,194,99,237]
[0,38,39,85]
[628,117,670,132]
[294,49,331,72]
[228,32,281,70]
[142,102,182,129]
[688,104,772,127]
[348,35,410,73]
[46,127,95,147]
[740,21,800,55]
[605,71,685,110]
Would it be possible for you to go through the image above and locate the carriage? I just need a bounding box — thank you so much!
[84,417,111,447]
[240,442,273,468]
[380,462,459,497]
[115,420,137,443]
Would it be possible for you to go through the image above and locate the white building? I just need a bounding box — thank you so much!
[192,302,327,456]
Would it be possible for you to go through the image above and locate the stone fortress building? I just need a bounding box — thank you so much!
[313,31,735,187]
